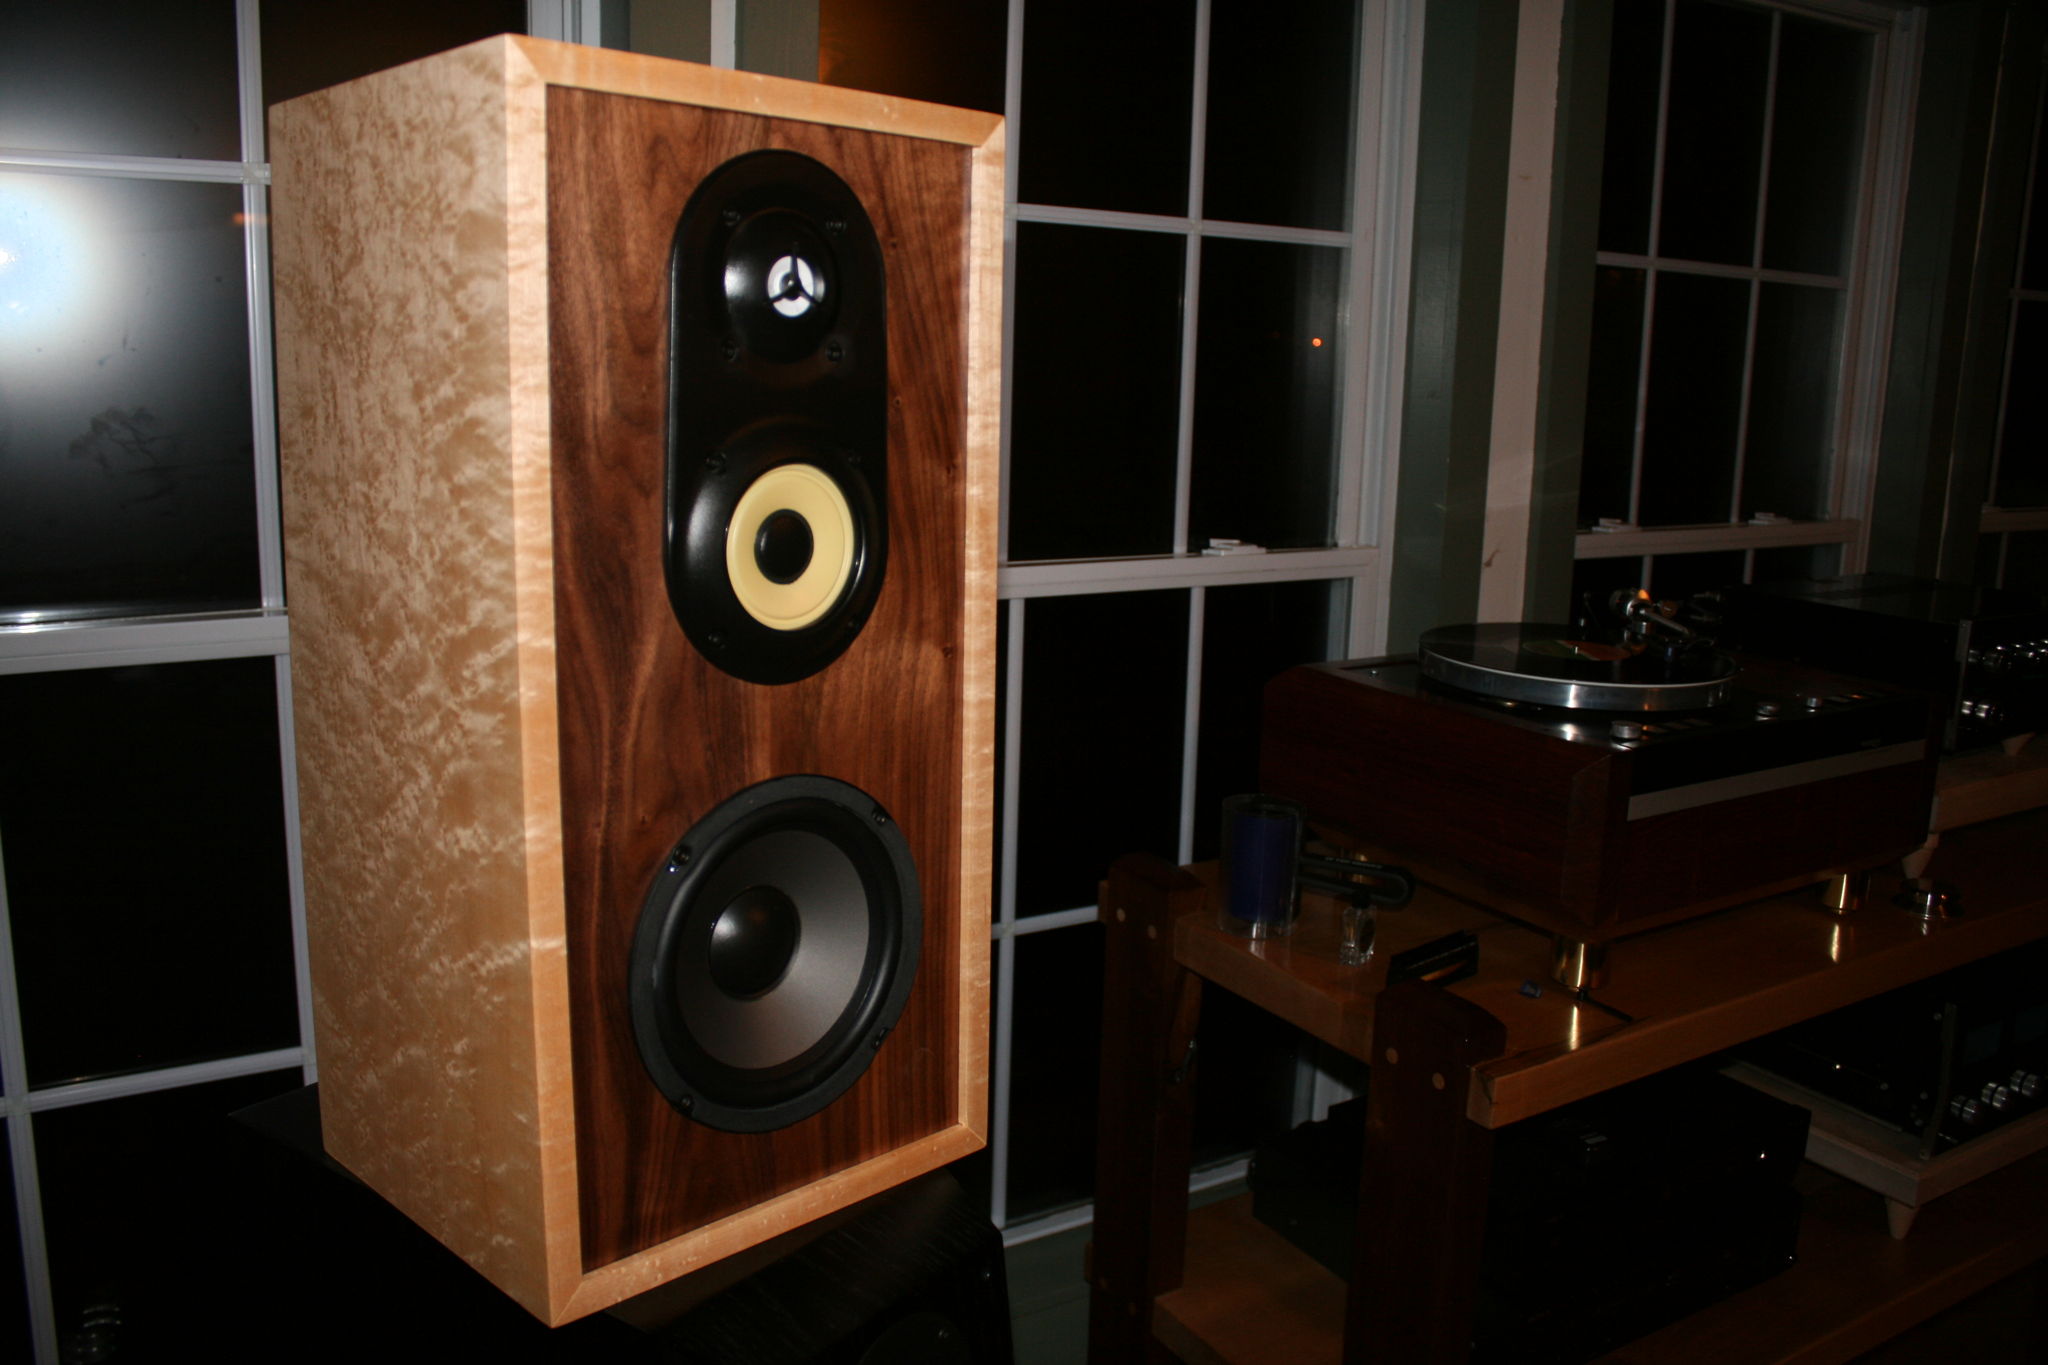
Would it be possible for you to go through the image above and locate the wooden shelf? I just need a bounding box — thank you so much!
[1147,1140,2048,1365]
[1726,1062,2048,1238]
[1089,810,2048,1364]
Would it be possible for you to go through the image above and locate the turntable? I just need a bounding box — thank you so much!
[1260,613,1942,970]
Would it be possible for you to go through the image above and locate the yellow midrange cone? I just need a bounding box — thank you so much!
[726,463,857,631]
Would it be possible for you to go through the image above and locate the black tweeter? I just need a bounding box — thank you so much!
[667,149,889,685]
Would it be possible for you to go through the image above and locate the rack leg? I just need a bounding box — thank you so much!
[1088,854,1206,1365]
[1349,981,1509,1363]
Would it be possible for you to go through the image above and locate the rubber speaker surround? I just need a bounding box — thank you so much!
[666,149,887,685]
[629,775,921,1133]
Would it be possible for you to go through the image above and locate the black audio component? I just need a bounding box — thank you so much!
[1715,574,2048,752]
[1249,1066,1808,1363]
[1737,939,2048,1156]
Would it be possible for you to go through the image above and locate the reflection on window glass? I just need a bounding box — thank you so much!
[817,0,1007,114]
[0,1,239,161]
[1660,0,1770,267]
[1016,591,1188,916]
[0,173,259,620]
[1192,579,1344,863]
[0,659,298,1088]
[1017,0,1195,216]
[1204,0,1357,231]
[1189,239,1343,551]
[260,0,532,116]
[34,1070,301,1354]
[1007,223,1185,561]
[1743,284,1842,521]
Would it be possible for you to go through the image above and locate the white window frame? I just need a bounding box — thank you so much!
[1542,0,1922,600]
[988,0,1422,1240]
[0,6,311,1362]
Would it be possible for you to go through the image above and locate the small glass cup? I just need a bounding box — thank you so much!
[1219,794,1304,938]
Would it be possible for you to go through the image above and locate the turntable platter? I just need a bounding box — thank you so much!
[1420,623,1735,712]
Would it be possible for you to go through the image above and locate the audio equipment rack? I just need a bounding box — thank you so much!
[1087,808,2048,1364]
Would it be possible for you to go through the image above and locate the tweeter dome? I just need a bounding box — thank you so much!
[270,37,1001,1326]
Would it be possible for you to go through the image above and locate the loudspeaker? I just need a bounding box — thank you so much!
[270,36,1001,1326]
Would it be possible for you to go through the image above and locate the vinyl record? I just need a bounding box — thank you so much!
[1419,623,1735,711]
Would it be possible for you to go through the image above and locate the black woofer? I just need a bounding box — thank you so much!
[630,774,921,1133]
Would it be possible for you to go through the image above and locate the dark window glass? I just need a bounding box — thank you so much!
[1,1133,24,1363]
[1639,271,1751,525]
[1647,548,1745,601]
[2023,88,2048,295]
[33,1070,300,1354]
[1999,530,2048,597]
[260,0,529,113]
[0,1,240,161]
[0,173,259,621]
[1192,579,1343,864]
[1597,0,1667,256]
[1188,239,1343,551]
[1997,300,2048,508]
[0,659,298,1088]
[1752,542,1842,585]
[1004,923,1104,1220]
[817,0,1008,114]
[1203,0,1357,231]
[1579,266,1647,526]
[1660,0,1771,266]
[1742,283,1842,521]
[1007,223,1185,561]
[1762,14,1869,277]
[1017,0,1197,216]
[1569,556,1649,625]
[1016,591,1188,917]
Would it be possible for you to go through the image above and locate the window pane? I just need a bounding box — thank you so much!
[1753,542,1843,585]
[1188,239,1343,551]
[1007,223,1185,561]
[1203,0,1357,231]
[1579,265,1647,526]
[1639,271,1750,525]
[1018,0,1196,216]
[260,0,531,113]
[2000,530,2048,597]
[0,659,298,1088]
[0,173,259,621]
[1192,579,1344,864]
[0,1,240,161]
[1005,923,1104,1220]
[1660,0,1771,267]
[1016,591,1188,917]
[817,0,1008,115]
[1762,14,1870,277]
[1597,0,1667,256]
[1570,556,1650,624]
[1647,548,1745,602]
[1997,300,2048,508]
[1742,283,1843,521]
[34,1070,301,1354]
[0,1133,24,1363]
[2023,89,2048,295]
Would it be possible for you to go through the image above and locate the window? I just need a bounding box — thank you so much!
[1570,0,1915,610]
[1979,60,2048,596]
[988,0,1414,1232]
[0,5,518,1360]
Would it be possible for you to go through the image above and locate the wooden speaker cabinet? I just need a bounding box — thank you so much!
[270,36,1001,1325]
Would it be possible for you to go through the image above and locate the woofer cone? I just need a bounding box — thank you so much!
[629,774,921,1133]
